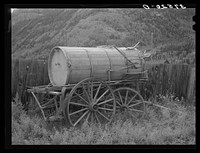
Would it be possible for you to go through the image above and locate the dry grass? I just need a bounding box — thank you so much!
[11,94,195,145]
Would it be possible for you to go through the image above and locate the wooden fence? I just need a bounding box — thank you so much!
[11,59,196,105]
[141,62,195,101]
[12,59,50,105]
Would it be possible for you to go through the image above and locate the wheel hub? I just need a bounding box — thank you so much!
[93,104,98,111]
[120,105,128,112]
[88,103,98,111]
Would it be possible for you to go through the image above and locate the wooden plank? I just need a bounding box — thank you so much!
[12,59,19,98]
[25,59,32,86]
[44,60,50,85]
[162,64,168,95]
[42,60,47,84]
[170,64,176,95]
[181,65,191,98]
[28,59,35,86]
[187,67,195,100]
[37,60,44,85]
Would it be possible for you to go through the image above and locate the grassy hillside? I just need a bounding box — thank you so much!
[11,8,195,59]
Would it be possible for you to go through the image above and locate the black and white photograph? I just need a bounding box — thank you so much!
[10,5,195,146]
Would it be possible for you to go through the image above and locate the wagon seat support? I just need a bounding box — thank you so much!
[27,86,67,121]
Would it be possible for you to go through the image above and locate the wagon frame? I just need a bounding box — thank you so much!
[27,71,148,126]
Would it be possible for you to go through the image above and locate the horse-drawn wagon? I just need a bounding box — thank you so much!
[27,45,150,126]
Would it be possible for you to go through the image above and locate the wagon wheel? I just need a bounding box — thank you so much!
[113,87,145,123]
[65,78,116,127]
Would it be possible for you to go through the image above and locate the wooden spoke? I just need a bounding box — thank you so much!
[128,101,143,107]
[97,110,110,121]
[97,98,113,106]
[98,107,113,112]
[73,110,89,127]
[116,100,122,106]
[71,92,84,99]
[74,92,89,104]
[94,112,100,124]
[125,90,129,104]
[126,94,137,105]
[128,108,144,113]
[96,89,109,103]
[118,90,123,105]
[85,111,91,122]
[87,82,91,97]
[69,107,88,116]
[82,84,91,103]
[90,81,93,101]
[69,101,88,107]
[93,83,102,102]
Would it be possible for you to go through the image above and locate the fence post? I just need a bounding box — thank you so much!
[187,67,195,100]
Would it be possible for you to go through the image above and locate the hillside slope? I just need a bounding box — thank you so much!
[11,8,195,59]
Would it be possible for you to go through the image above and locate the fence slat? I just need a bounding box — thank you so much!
[12,59,19,98]
[187,67,195,100]
[144,63,195,100]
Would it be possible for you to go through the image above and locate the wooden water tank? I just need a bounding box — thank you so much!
[48,46,145,86]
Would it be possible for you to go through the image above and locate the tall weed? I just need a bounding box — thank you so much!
[12,93,195,145]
